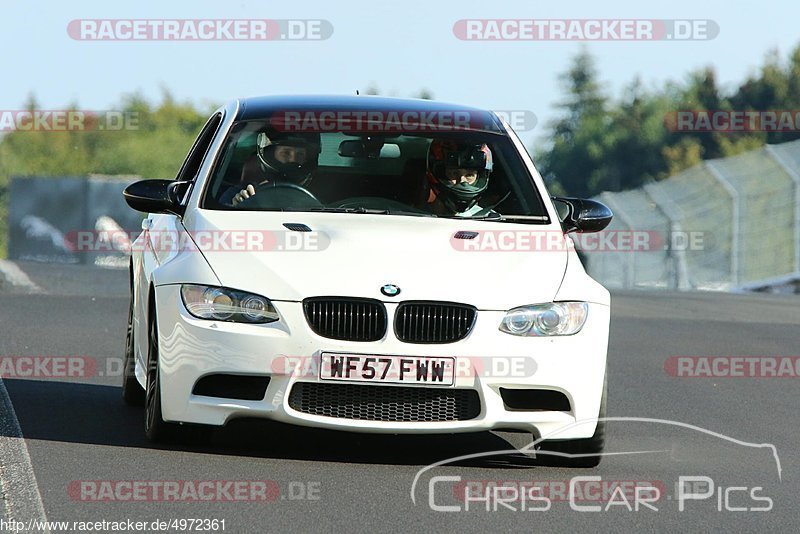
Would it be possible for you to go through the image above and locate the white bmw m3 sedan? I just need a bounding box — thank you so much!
[122,95,613,466]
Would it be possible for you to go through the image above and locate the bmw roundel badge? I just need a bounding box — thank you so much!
[381,284,401,297]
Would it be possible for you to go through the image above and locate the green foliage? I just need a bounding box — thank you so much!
[0,91,214,257]
[537,44,800,197]
[0,91,211,182]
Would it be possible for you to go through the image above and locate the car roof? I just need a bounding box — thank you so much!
[234,94,505,133]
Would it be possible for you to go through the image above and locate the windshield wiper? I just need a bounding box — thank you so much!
[298,207,437,217]
[307,207,390,214]
[448,214,550,223]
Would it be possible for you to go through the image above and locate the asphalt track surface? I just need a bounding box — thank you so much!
[1,262,799,532]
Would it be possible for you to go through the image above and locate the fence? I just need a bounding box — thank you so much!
[7,175,143,267]
[584,139,800,291]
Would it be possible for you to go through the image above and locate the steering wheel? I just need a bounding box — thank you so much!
[257,182,321,202]
[235,182,322,209]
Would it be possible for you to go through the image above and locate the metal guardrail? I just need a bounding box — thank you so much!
[7,175,143,267]
[585,139,800,292]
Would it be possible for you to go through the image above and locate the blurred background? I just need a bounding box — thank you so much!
[2,0,800,292]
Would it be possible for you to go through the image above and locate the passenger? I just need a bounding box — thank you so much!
[423,139,494,217]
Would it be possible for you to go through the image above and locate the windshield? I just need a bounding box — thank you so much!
[201,119,548,221]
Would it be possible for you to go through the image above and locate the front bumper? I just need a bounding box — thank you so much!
[153,285,610,440]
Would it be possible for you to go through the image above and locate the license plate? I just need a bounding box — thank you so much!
[319,353,455,386]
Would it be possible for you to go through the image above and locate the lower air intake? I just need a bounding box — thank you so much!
[288,382,481,422]
[192,374,270,401]
[499,388,572,412]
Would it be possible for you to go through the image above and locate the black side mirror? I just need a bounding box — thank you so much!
[552,197,613,234]
[123,180,189,215]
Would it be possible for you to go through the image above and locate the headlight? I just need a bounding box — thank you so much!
[499,302,588,336]
[180,285,279,324]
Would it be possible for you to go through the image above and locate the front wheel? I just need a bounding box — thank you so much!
[144,307,180,442]
[122,292,145,405]
[538,373,607,467]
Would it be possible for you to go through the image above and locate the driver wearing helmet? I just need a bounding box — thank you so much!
[229,131,320,206]
[424,139,493,217]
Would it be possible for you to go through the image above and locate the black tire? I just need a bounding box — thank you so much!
[122,292,145,405]
[144,305,180,442]
[538,373,608,468]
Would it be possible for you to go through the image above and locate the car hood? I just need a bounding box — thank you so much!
[184,210,568,310]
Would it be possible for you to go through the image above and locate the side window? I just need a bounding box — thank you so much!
[173,113,223,203]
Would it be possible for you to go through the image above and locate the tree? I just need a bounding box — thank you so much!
[537,49,614,197]
[730,47,800,145]
[0,92,212,183]
[535,45,800,198]
[605,79,674,189]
